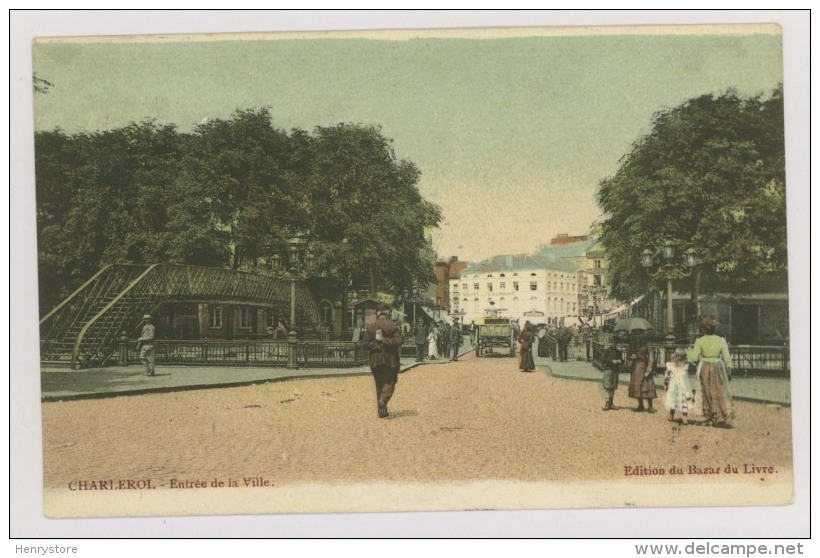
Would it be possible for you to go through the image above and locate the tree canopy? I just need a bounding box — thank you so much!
[34,109,441,315]
[595,86,786,302]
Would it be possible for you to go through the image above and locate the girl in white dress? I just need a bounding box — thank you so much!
[427,328,438,360]
[664,348,694,424]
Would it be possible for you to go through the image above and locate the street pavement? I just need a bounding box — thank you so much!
[40,344,791,406]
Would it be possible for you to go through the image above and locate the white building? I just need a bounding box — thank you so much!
[449,247,585,325]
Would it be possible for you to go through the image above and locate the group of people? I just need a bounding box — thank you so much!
[534,323,575,361]
[599,316,735,428]
[414,319,462,362]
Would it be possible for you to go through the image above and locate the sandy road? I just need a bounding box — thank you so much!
[42,353,792,490]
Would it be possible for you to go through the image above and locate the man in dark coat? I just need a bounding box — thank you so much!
[414,319,427,362]
[440,322,451,358]
[451,319,463,361]
[363,304,403,418]
[557,325,573,362]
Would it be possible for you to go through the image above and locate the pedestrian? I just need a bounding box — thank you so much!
[626,330,656,412]
[688,316,734,428]
[664,348,694,424]
[535,326,550,357]
[441,322,451,358]
[351,318,365,343]
[414,320,427,362]
[451,319,463,361]
[517,321,535,372]
[362,304,403,418]
[600,339,623,410]
[557,325,573,362]
[547,323,558,359]
[136,314,156,377]
[427,326,439,360]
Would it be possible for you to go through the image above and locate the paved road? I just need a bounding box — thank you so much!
[41,349,794,519]
[41,344,791,406]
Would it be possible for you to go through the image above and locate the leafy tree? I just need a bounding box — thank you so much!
[34,112,441,321]
[178,108,306,269]
[303,123,441,305]
[595,86,786,302]
[35,121,187,312]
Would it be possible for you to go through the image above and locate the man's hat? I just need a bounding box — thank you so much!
[142,314,152,320]
[375,303,389,313]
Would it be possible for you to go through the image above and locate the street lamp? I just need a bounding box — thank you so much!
[273,235,312,369]
[578,291,589,320]
[641,241,698,348]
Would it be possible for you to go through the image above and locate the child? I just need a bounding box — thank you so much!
[664,348,694,424]
[600,340,623,411]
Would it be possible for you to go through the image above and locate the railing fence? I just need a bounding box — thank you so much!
[122,339,367,368]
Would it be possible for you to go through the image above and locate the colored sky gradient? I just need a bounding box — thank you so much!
[32,22,783,263]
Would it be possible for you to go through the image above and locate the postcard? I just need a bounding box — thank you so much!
[12,11,809,538]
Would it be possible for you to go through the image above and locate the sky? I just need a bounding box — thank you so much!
[31,17,783,264]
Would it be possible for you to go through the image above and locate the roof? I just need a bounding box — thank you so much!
[455,238,595,277]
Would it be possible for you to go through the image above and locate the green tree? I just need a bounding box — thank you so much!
[304,123,441,304]
[595,86,786,302]
[35,111,441,320]
[35,121,188,313]
[178,108,307,269]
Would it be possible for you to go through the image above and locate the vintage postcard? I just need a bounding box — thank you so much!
[13,11,809,538]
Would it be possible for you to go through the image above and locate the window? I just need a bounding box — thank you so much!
[530,281,537,291]
[320,301,333,326]
[499,282,506,291]
[487,282,493,292]
[513,281,519,291]
[239,307,252,329]
[473,283,479,291]
[463,283,468,291]
[209,306,222,328]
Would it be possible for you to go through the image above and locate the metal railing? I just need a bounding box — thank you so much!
[590,341,789,377]
[124,339,367,368]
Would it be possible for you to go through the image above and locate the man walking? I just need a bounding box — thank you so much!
[363,304,403,418]
[137,314,156,376]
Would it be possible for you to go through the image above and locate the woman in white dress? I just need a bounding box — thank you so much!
[427,328,438,360]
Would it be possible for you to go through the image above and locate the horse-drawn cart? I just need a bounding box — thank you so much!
[474,317,516,357]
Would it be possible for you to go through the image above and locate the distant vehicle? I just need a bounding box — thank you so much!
[474,316,516,357]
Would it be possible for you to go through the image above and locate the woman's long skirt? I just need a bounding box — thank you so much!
[519,349,535,371]
[696,362,734,423]
[628,360,656,400]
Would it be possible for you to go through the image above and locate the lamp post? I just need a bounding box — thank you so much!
[273,235,312,369]
[641,240,697,349]
[589,285,607,328]
[578,291,589,321]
